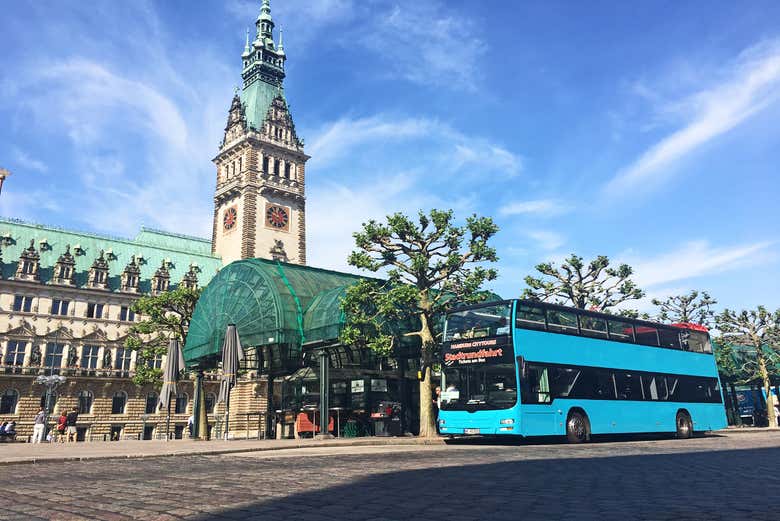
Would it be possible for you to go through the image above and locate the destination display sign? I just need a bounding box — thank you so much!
[442,335,513,366]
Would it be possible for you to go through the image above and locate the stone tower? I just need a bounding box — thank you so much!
[212,0,309,265]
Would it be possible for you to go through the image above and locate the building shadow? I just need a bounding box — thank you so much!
[188,446,779,521]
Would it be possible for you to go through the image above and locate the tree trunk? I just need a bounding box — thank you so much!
[756,345,777,428]
[417,313,437,438]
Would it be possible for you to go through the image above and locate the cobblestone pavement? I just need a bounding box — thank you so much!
[2,432,779,521]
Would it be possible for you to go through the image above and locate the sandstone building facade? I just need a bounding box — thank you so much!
[0,0,304,441]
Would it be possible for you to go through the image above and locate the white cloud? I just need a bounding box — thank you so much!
[358,2,487,90]
[607,39,780,194]
[499,199,571,217]
[12,148,48,174]
[308,114,520,176]
[526,230,566,251]
[626,240,774,288]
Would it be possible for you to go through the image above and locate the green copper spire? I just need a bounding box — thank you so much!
[239,0,287,131]
[242,28,251,57]
[256,0,275,45]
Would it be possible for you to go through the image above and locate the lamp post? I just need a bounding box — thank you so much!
[0,168,10,196]
[35,374,67,441]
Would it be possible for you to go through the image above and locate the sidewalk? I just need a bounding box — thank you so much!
[0,436,445,465]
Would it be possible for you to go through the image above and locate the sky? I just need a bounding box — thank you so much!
[1,0,779,316]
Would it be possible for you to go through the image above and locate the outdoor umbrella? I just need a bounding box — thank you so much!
[217,324,245,439]
[158,337,186,440]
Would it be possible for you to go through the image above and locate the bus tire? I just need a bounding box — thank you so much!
[675,411,693,439]
[566,410,589,444]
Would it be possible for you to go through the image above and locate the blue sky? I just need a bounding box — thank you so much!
[2,0,779,315]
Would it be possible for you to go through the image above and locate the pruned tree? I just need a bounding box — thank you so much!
[652,290,717,327]
[343,209,499,437]
[715,307,780,428]
[124,286,201,386]
[522,254,644,312]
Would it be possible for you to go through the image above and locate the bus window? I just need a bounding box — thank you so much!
[614,371,643,400]
[642,375,663,400]
[522,365,550,404]
[577,367,616,399]
[546,309,578,334]
[682,331,709,353]
[579,315,608,339]
[607,319,634,343]
[634,326,659,347]
[516,304,546,331]
[549,366,581,398]
[658,328,682,349]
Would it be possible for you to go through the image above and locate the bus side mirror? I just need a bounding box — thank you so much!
[517,356,527,380]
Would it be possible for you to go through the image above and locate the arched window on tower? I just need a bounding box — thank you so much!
[274,159,280,176]
[262,156,269,174]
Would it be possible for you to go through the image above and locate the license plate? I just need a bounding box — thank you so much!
[464,428,480,435]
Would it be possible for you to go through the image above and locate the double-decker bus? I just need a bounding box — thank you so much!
[438,299,726,442]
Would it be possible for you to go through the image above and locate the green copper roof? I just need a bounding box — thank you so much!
[241,80,285,131]
[0,217,222,291]
[184,259,367,366]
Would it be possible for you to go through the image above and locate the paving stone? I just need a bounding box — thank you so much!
[4,432,780,520]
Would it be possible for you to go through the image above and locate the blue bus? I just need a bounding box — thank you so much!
[438,299,726,442]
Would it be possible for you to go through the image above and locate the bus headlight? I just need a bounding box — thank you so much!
[438,419,445,425]
[500,419,514,425]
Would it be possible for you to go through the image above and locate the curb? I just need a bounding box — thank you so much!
[1,437,447,466]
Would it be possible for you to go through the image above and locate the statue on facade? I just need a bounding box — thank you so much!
[103,349,112,370]
[29,344,41,366]
[67,347,78,367]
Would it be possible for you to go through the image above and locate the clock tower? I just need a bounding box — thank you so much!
[212,0,309,265]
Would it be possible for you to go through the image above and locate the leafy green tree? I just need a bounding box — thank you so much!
[343,209,499,437]
[124,287,201,386]
[652,290,717,327]
[522,254,644,313]
[716,307,780,427]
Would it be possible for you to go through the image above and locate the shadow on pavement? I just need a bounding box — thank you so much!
[443,431,726,446]
[191,446,777,521]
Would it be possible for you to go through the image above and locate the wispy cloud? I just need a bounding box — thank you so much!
[626,239,774,288]
[12,148,48,173]
[357,1,487,90]
[606,39,780,194]
[499,199,571,217]
[308,114,520,176]
[526,230,566,251]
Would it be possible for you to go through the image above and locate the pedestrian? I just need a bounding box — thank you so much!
[188,414,195,438]
[433,386,441,434]
[65,406,79,442]
[56,411,67,442]
[32,407,46,443]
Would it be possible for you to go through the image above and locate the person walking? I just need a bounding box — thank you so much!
[32,407,46,443]
[65,406,79,443]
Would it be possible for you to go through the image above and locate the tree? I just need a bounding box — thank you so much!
[652,290,717,327]
[715,307,780,428]
[124,287,201,386]
[344,209,499,437]
[522,254,644,312]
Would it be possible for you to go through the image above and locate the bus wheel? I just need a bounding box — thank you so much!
[566,410,589,444]
[675,411,693,439]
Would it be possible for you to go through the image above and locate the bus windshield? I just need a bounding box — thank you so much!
[444,302,512,341]
[441,364,517,411]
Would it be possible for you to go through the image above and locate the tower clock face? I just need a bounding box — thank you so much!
[265,204,289,230]
[223,206,238,231]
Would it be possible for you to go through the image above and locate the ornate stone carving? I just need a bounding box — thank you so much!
[120,256,141,293]
[15,239,40,281]
[53,244,76,285]
[88,250,110,290]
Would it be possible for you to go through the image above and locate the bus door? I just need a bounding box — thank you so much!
[520,362,558,435]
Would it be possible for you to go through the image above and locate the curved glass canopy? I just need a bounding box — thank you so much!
[184,258,365,367]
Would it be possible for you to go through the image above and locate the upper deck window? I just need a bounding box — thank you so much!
[515,304,546,331]
[443,303,512,342]
[546,309,578,334]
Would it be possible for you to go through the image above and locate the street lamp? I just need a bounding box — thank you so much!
[0,168,10,196]
[35,374,67,441]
